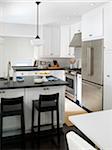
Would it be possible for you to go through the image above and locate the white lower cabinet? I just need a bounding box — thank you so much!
[0,89,24,134]
[77,74,82,105]
[24,86,65,132]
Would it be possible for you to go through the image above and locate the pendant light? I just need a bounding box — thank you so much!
[31,1,43,46]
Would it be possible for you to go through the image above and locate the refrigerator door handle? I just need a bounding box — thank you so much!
[83,80,102,89]
[87,47,93,76]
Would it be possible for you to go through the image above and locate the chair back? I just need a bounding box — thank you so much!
[1,96,24,112]
[66,131,96,150]
[39,93,59,107]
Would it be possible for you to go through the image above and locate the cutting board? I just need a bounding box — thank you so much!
[48,66,64,69]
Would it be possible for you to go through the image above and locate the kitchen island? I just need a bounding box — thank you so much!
[12,66,65,81]
[0,76,68,136]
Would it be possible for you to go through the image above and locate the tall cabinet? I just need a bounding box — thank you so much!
[104,51,112,110]
[103,4,112,110]
[42,25,60,57]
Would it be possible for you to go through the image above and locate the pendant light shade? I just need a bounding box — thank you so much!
[31,1,43,46]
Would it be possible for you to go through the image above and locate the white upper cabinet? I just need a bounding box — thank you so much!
[42,24,76,58]
[82,7,103,41]
[60,25,72,57]
[43,25,60,57]
[104,4,112,50]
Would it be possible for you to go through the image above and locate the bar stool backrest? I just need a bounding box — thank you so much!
[39,93,59,108]
[1,96,23,112]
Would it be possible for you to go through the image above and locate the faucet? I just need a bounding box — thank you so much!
[7,61,11,82]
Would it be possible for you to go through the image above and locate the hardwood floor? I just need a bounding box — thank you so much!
[2,125,68,150]
[2,124,95,150]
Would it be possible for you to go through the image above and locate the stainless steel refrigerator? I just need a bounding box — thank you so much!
[82,39,103,112]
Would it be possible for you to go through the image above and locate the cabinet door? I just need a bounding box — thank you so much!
[82,7,103,41]
[60,25,71,57]
[50,26,60,57]
[104,5,112,50]
[0,89,24,135]
[43,25,60,57]
[104,51,112,110]
[43,26,51,57]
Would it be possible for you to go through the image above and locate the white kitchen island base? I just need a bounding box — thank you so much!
[1,86,66,137]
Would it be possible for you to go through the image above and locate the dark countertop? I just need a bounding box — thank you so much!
[12,66,65,71]
[0,76,68,90]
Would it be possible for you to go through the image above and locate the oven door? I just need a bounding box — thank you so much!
[66,74,76,99]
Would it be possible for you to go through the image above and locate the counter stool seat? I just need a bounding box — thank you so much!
[31,93,60,145]
[0,96,25,149]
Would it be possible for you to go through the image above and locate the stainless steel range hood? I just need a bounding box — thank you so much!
[69,32,82,48]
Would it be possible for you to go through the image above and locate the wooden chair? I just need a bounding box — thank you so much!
[0,96,25,149]
[31,93,60,144]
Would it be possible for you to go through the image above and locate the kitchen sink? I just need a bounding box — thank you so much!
[0,77,13,81]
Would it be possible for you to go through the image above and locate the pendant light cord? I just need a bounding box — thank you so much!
[36,2,40,39]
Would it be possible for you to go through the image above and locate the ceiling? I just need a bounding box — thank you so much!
[0,0,109,25]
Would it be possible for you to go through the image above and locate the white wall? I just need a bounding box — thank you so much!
[0,38,4,77]
[0,22,36,37]
[2,37,34,77]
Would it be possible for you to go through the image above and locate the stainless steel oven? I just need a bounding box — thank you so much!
[65,71,77,101]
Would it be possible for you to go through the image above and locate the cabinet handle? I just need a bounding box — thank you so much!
[89,34,92,37]
[43,87,49,90]
[107,75,110,77]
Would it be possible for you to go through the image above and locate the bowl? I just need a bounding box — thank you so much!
[34,78,43,83]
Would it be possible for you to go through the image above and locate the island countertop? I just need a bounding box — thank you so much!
[0,76,68,90]
[12,66,65,71]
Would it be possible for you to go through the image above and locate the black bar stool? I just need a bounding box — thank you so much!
[31,93,60,144]
[0,96,25,149]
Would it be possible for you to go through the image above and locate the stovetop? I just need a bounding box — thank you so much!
[65,68,81,75]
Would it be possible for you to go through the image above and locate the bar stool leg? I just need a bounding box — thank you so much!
[31,101,34,133]
[0,116,3,150]
[57,107,60,145]
[21,113,25,149]
[38,111,41,144]
[21,112,25,136]
[51,110,54,131]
